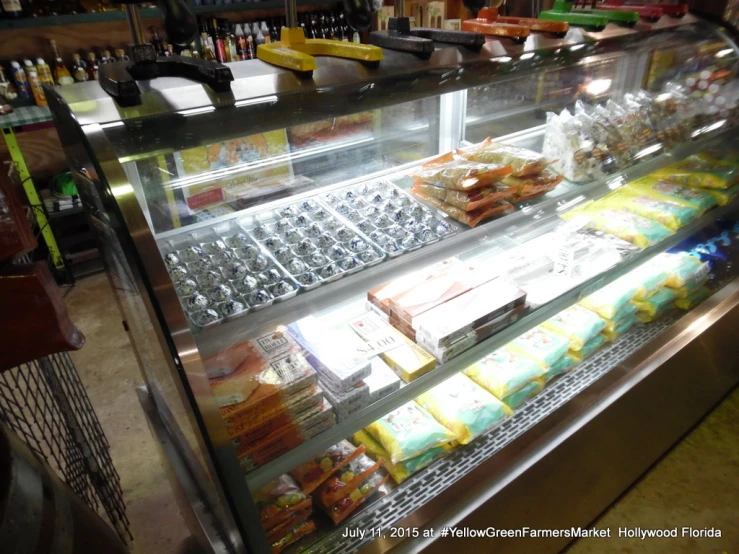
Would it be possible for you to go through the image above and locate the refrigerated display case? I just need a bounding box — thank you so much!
[46,14,739,554]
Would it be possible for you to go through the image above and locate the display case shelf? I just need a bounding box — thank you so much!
[0,8,161,30]
[243,192,739,491]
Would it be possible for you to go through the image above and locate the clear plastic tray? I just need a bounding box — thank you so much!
[239,197,385,291]
[159,221,300,330]
[321,180,459,257]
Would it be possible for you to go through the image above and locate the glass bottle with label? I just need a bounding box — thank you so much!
[27,70,47,107]
[245,34,255,60]
[86,52,98,80]
[22,59,35,79]
[36,58,55,87]
[0,66,19,101]
[235,24,247,61]
[71,53,88,82]
[10,61,31,99]
[100,50,112,64]
[261,21,271,44]
[115,48,130,62]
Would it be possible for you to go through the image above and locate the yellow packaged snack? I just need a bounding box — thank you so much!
[632,287,677,317]
[365,401,455,464]
[579,274,639,320]
[541,304,606,351]
[675,287,712,310]
[672,274,709,299]
[701,184,739,206]
[600,188,699,231]
[601,315,637,342]
[544,355,577,382]
[655,252,710,288]
[652,155,739,189]
[501,377,545,410]
[623,262,668,300]
[602,302,638,332]
[415,373,512,445]
[464,346,546,398]
[508,326,571,369]
[568,334,606,362]
[627,176,717,214]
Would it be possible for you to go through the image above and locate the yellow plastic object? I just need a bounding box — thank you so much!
[258,27,383,73]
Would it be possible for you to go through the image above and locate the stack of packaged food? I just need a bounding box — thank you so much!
[409,142,561,227]
[362,258,527,366]
[205,328,337,473]
[651,150,739,207]
[254,474,317,553]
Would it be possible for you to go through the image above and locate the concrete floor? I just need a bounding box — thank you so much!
[64,273,739,554]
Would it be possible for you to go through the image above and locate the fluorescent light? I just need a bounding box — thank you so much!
[570,44,585,51]
[112,184,134,198]
[100,121,124,129]
[176,106,215,116]
[716,48,733,58]
[234,95,278,107]
[519,52,535,60]
[584,78,612,96]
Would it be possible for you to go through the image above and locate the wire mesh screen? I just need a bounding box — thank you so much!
[0,351,132,542]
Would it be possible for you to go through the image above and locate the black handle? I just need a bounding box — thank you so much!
[344,0,373,31]
[463,0,488,16]
[159,0,198,46]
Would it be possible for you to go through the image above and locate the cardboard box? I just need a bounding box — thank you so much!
[323,381,370,421]
[348,312,436,383]
[364,358,401,402]
[414,278,527,349]
[287,317,371,393]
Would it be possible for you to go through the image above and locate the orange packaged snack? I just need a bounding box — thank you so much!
[412,180,516,212]
[321,471,389,525]
[316,453,382,506]
[270,519,316,554]
[411,187,514,227]
[409,152,513,191]
[254,475,312,531]
[457,138,549,176]
[265,506,312,543]
[290,440,366,494]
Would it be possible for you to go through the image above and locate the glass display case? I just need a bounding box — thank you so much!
[47,14,739,554]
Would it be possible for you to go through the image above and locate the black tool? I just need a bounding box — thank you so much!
[99,0,234,107]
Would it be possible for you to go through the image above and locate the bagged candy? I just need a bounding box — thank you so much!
[501,377,545,410]
[507,326,571,369]
[675,287,712,310]
[542,108,606,183]
[409,151,513,190]
[316,453,382,506]
[321,471,388,525]
[672,273,709,299]
[458,138,549,176]
[602,315,637,342]
[602,302,638,332]
[632,287,677,317]
[601,188,699,231]
[411,187,514,227]
[627,177,718,214]
[290,440,365,494]
[266,507,312,543]
[270,520,316,554]
[657,252,710,288]
[652,155,739,189]
[464,346,546,398]
[352,430,453,484]
[411,180,516,211]
[541,304,606,351]
[254,475,312,531]
[415,373,512,445]
[569,333,606,362]
[366,401,455,463]
[623,262,668,300]
[702,184,739,206]
[562,207,672,249]
[579,275,639,319]
[545,354,577,382]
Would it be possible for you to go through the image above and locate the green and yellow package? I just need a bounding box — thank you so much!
[656,252,710,288]
[627,177,718,214]
[464,346,546,398]
[701,184,739,206]
[544,354,577,382]
[602,315,637,342]
[541,304,606,351]
[501,378,545,411]
[601,188,699,231]
[508,326,571,369]
[652,154,739,190]
[632,286,677,318]
[569,333,606,362]
[562,206,672,248]
[416,373,512,445]
[675,287,713,310]
[579,275,639,320]
[602,302,638,332]
[365,401,455,464]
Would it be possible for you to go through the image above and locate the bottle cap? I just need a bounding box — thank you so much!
[24,59,34,67]
[11,61,20,68]
[37,58,46,65]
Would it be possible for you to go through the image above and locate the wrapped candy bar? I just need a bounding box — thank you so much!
[411,181,516,211]
[541,304,606,352]
[366,401,455,464]
[415,373,512,445]
[457,138,549,176]
[316,453,382,506]
[464,346,546,398]
[254,475,312,531]
[270,520,316,554]
[601,188,699,231]
[411,187,514,227]
[290,440,366,494]
[320,471,389,525]
[409,151,513,191]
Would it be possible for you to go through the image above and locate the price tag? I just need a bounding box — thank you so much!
[353,333,401,358]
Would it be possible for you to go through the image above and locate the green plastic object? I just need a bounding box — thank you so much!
[540,1,610,29]
[573,6,640,25]
[52,172,78,197]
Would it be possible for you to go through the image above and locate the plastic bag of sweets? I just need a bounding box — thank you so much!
[621,262,669,301]
[601,302,638,333]
[672,273,709,299]
[411,187,515,227]
[266,506,312,543]
[321,471,389,525]
[568,333,606,363]
[675,287,713,310]
[409,151,513,190]
[561,207,672,249]
[464,346,546,398]
[544,354,577,383]
[601,314,637,343]
[632,286,678,318]
[508,326,571,369]
[254,475,313,531]
[316,453,382,506]
[352,430,454,484]
[270,520,316,554]
[501,378,545,411]
[365,401,456,464]
[627,177,718,214]
[415,373,512,445]
[457,138,550,177]
[579,275,639,320]
[600,188,699,231]
[701,184,739,206]
[411,181,516,212]
[290,440,366,494]
[541,304,606,351]
[655,252,710,288]
[652,155,739,189]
